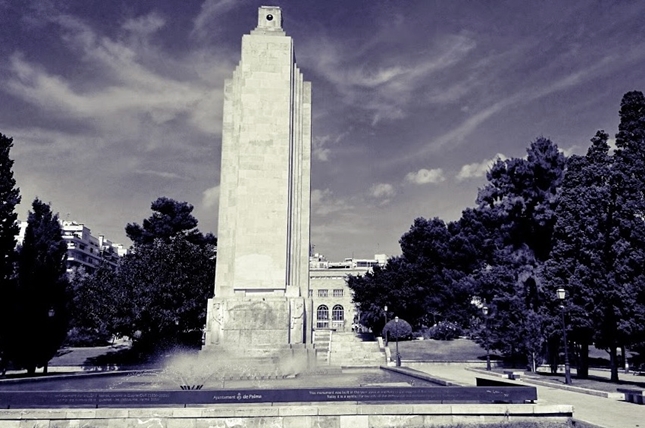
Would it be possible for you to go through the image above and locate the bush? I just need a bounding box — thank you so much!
[65,327,112,347]
[383,318,413,340]
[425,321,463,341]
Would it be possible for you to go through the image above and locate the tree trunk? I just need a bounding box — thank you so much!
[548,337,559,374]
[609,346,619,382]
[43,362,48,374]
[577,342,589,379]
[26,365,36,376]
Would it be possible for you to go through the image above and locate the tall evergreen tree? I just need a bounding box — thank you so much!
[474,137,566,366]
[600,91,645,381]
[544,131,612,378]
[0,132,21,372]
[7,199,69,374]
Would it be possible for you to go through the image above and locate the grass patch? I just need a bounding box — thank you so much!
[393,338,499,361]
[532,371,645,393]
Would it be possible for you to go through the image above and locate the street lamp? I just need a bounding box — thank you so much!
[557,287,572,385]
[482,306,491,371]
[383,305,388,344]
[395,316,401,367]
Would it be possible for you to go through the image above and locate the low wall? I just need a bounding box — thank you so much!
[0,403,574,427]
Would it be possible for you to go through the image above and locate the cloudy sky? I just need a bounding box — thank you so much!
[2,1,645,261]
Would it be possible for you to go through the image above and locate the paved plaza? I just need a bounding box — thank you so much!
[412,363,645,428]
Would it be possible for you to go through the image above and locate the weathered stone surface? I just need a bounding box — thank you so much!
[317,404,358,416]
[283,416,313,428]
[95,409,130,419]
[60,410,97,419]
[311,415,340,428]
[339,415,369,428]
[204,5,312,352]
[166,419,196,428]
[17,421,50,428]
[278,405,319,417]
[0,403,577,428]
[368,415,426,428]
[126,417,167,428]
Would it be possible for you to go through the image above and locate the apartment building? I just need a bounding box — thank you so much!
[16,220,128,274]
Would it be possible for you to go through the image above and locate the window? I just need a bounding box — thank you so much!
[317,289,328,298]
[332,305,344,321]
[308,289,313,297]
[333,289,344,297]
[316,305,329,329]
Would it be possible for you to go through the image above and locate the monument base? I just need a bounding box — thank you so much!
[203,296,312,361]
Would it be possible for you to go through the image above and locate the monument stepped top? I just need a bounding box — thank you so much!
[252,6,284,35]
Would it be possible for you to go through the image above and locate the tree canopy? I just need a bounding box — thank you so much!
[126,197,216,247]
[348,93,645,382]
[0,132,21,371]
[71,199,217,356]
[6,199,69,374]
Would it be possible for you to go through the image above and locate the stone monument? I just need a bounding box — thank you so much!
[203,6,312,357]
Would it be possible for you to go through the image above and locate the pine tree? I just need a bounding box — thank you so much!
[0,132,21,373]
[474,137,566,366]
[7,199,69,374]
[544,131,612,378]
[126,197,216,247]
[602,91,645,381]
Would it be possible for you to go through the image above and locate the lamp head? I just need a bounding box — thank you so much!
[557,288,566,300]
[482,306,489,316]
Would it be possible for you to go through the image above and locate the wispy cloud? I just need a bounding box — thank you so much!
[135,169,188,180]
[368,183,396,206]
[456,154,507,181]
[306,33,476,125]
[202,185,220,209]
[4,9,232,142]
[369,183,395,198]
[311,189,353,216]
[192,0,244,39]
[122,13,166,37]
[406,168,446,184]
[402,54,632,162]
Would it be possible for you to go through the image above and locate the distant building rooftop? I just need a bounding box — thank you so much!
[309,253,387,271]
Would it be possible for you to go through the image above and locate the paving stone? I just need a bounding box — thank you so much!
[367,414,425,427]
[338,415,368,428]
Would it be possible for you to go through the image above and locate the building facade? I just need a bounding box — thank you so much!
[309,254,387,332]
[60,221,127,274]
[17,220,128,275]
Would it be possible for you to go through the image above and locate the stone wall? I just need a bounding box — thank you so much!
[0,403,574,427]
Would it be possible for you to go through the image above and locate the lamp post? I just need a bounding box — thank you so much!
[395,316,401,367]
[482,306,491,371]
[557,288,572,385]
[383,305,388,344]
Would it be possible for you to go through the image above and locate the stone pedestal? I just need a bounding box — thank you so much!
[204,297,309,348]
[203,296,313,365]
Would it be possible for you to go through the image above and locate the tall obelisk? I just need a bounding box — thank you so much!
[203,6,312,354]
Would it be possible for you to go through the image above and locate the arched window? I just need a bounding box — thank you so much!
[332,304,344,321]
[316,305,329,329]
[317,305,329,320]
